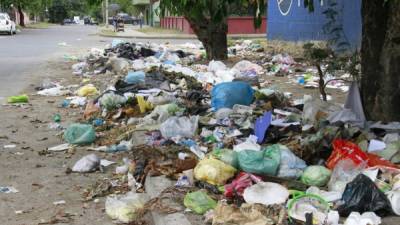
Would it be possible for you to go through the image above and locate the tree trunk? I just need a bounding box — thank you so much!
[361,1,400,122]
[17,5,25,27]
[185,17,228,60]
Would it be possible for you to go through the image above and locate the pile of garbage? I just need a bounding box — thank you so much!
[26,39,400,225]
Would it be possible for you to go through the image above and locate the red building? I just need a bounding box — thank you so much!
[160,16,266,35]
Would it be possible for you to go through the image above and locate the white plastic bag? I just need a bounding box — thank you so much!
[160,116,199,139]
[72,154,100,173]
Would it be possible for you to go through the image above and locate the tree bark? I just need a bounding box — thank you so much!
[185,17,228,60]
[361,1,400,121]
[17,5,25,27]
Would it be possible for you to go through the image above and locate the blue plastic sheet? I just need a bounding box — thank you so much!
[254,111,272,144]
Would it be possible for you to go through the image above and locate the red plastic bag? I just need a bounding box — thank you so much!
[327,139,369,170]
[327,139,399,170]
[224,172,262,199]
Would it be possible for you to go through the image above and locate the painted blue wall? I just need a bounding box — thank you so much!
[267,0,361,49]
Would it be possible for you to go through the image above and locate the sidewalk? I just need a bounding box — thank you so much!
[98,25,266,40]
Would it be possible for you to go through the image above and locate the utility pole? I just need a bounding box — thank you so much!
[105,0,109,27]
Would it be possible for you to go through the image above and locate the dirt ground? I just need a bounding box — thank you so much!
[1,48,398,225]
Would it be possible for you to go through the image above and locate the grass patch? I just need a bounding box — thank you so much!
[136,27,183,35]
[99,28,118,37]
[24,22,53,29]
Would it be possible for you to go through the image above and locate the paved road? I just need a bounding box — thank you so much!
[0,25,198,100]
[0,25,103,99]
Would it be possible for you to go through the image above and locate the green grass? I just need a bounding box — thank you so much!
[136,27,183,35]
[24,22,53,29]
[99,28,118,37]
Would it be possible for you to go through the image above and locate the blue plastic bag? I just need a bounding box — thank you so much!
[124,71,145,84]
[211,82,254,110]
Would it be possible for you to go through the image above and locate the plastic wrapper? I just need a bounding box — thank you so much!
[224,172,262,198]
[99,92,127,110]
[124,71,145,84]
[64,123,96,145]
[76,84,98,97]
[184,191,217,214]
[72,154,100,172]
[328,159,365,194]
[194,158,236,185]
[160,116,199,139]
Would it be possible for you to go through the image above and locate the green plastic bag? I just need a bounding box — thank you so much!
[212,149,238,168]
[301,166,331,187]
[237,146,281,176]
[64,123,96,145]
[7,95,29,103]
[184,191,217,214]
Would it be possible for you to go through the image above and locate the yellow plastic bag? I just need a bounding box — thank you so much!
[77,84,98,97]
[136,95,153,113]
[194,158,236,185]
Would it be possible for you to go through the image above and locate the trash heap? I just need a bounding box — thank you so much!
[33,40,400,225]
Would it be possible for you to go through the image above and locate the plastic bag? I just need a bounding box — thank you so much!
[99,92,127,110]
[234,135,261,152]
[125,71,145,84]
[76,84,98,97]
[327,139,398,170]
[224,172,262,198]
[184,191,217,214]
[237,146,280,176]
[212,149,238,168]
[254,111,272,144]
[328,159,365,194]
[338,174,392,217]
[344,212,381,225]
[277,145,307,179]
[7,95,29,103]
[72,154,100,172]
[232,60,263,76]
[194,158,236,185]
[160,116,199,139]
[327,139,369,170]
[243,182,289,206]
[208,60,227,72]
[211,81,254,111]
[64,123,96,145]
[105,192,149,223]
[301,166,331,187]
[136,95,153,113]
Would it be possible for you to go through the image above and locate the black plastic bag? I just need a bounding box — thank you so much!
[338,174,392,216]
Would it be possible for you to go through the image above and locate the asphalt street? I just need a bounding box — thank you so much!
[0,25,196,100]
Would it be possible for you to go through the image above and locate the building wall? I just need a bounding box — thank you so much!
[267,0,361,49]
[160,16,267,34]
